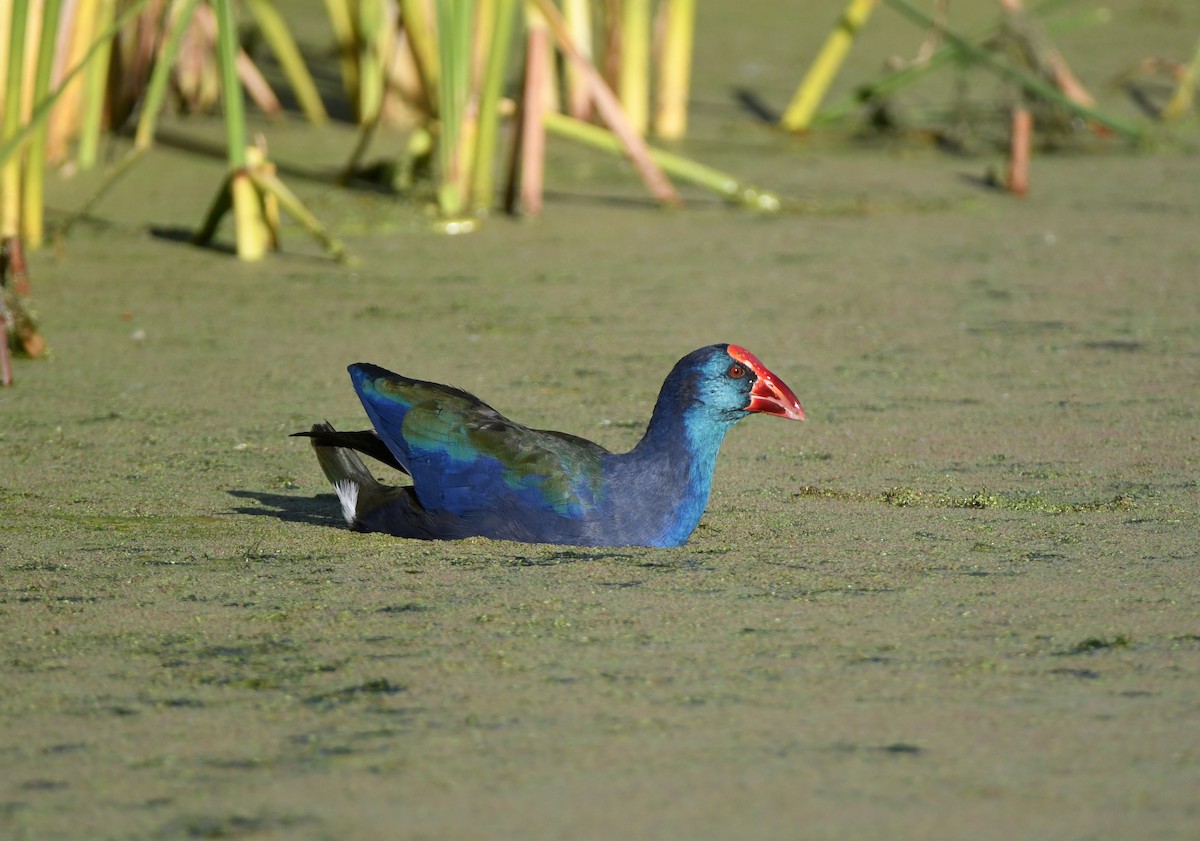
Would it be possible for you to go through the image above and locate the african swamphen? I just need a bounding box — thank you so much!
[295,344,804,547]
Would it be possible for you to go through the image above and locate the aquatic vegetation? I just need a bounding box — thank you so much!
[1061,635,1132,655]
[794,484,1136,514]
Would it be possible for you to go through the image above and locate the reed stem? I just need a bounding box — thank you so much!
[781,0,878,133]
[357,0,387,125]
[1,0,30,239]
[619,0,651,135]
[1007,104,1031,196]
[246,0,328,124]
[1162,36,1200,121]
[213,0,246,169]
[24,0,64,247]
[213,0,268,259]
[530,0,681,207]
[563,0,593,120]
[543,111,779,210]
[77,0,117,171]
[515,4,549,216]
[323,0,359,117]
[247,161,350,262]
[654,0,694,139]
[435,0,473,217]
[470,0,516,213]
[402,0,440,111]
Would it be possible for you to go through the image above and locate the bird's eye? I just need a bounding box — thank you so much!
[728,364,746,379]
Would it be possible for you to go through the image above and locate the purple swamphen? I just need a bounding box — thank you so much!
[295,344,804,547]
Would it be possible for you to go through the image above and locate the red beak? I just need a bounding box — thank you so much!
[729,345,805,421]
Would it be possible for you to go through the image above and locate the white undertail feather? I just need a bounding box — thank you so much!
[310,432,388,527]
[332,480,360,526]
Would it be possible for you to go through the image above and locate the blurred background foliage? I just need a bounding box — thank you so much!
[2,1,1197,246]
[2,0,1200,383]
[0,0,1197,382]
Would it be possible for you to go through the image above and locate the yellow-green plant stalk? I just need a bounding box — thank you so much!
[1,1,48,366]
[1,0,31,241]
[357,0,388,125]
[562,0,593,120]
[470,0,516,213]
[228,167,269,264]
[468,0,494,101]
[213,0,268,260]
[544,111,779,210]
[618,0,650,135]
[23,0,65,248]
[1162,36,1200,121]
[435,0,472,217]
[246,143,280,250]
[136,0,200,149]
[247,160,350,262]
[654,0,694,139]
[339,3,412,186]
[0,7,8,96]
[337,0,394,187]
[196,142,350,262]
[77,0,117,170]
[48,1,95,162]
[780,0,878,133]
[212,0,249,170]
[444,0,494,211]
[245,0,328,124]
[323,0,360,115]
[401,0,440,112]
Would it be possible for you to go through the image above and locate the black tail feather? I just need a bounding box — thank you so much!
[291,422,408,475]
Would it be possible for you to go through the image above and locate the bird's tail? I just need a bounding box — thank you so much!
[306,422,402,529]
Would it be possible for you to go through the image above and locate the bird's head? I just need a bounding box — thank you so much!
[679,344,805,424]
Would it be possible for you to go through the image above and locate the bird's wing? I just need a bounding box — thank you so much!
[352,364,608,519]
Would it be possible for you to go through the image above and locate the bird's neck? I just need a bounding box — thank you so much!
[619,396,733,545]
[636,401,729,473]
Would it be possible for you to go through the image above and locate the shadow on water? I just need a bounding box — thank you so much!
[228,489,344,527]
[731,87,781,124]
[148,226,237,255]
[509,549,640,567]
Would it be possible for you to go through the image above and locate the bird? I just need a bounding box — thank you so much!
[294,344,804,548]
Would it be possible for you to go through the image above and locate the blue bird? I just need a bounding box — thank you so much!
[295,344,804,547]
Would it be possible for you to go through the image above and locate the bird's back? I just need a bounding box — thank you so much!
[350,364,611,531]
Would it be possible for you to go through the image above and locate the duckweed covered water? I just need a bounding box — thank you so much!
[3,1,1199,838]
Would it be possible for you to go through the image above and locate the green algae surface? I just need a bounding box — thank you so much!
[3,1,1200,838]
